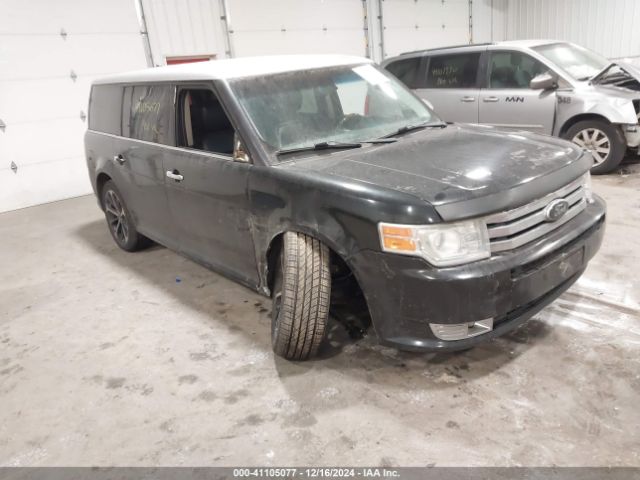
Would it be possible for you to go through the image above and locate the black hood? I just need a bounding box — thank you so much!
[278,124,591,220]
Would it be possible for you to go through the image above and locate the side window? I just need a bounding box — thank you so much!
[386,57,421,88]
[426,53,480,88]
[125,84,173,144]
[89,85,123,135]
[489,51,548,89]
[177,88,235,155]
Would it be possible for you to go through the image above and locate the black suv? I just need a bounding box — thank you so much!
[85,55,606,360]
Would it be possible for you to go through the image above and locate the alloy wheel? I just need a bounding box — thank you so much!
[572,128,610,166]
[104,189,129,245]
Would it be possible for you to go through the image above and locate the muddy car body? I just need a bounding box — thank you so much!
[382,40,640,174]
[85,55,606,360]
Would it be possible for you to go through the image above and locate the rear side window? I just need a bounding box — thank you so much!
[386,57,422,88]
[123,84,173,144]
[89,85,123,135]
[425,53,480,88]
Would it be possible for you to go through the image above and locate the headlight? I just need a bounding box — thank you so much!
[581,172,594,203]
[378,219,490,267]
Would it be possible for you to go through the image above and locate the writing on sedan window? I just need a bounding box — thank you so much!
[431,65,460,87]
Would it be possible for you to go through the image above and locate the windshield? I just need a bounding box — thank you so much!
[533,42,609,81]
[229,64,437,156]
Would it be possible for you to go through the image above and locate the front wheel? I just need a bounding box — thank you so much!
[271,232,331,361]
[563,120,626,174]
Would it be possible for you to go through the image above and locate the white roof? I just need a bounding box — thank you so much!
[93,54,372,85]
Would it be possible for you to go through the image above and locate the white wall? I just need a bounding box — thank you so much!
[141,0,370,61]
[381,0,471,58]
[0,0,148,213]
[503,0,640,59]
[472,0,507,43]
[229,0,368,57]
[141,0,478,63]
[140,0,228,65]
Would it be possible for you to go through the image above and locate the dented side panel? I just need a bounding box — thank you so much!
[555,87,639,137]
[246,165,440,295]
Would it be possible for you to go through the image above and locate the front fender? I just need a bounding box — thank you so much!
[555,90,638,135]
[247,165,439,295]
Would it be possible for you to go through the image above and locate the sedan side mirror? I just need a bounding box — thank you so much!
[529,72,558,90]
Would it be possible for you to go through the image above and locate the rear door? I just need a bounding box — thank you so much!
[164,84,258,286]
[479,50,556,134]
[414,51,482,123]
[113,84,176,248]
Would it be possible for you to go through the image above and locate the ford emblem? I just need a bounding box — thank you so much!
[544,199,570,222]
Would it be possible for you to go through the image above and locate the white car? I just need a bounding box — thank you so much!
[382,40,640,173]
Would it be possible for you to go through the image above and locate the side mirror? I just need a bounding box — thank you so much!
[529,72,558,90]
[233,133,250,163]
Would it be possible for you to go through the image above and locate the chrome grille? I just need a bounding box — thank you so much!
[485,177,587,253]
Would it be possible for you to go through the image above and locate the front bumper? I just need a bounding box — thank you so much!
[350,195,606,352]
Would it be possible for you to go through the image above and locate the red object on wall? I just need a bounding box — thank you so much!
[166,55,215,65]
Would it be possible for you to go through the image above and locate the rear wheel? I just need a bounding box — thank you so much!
[271,232,331,361]
[564,119,626,174]
[101,180,149,252]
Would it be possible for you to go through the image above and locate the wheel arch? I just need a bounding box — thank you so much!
[558,113,612,138]
[264,227,373,335]
[264,227,354,294]
[95,172,112,209]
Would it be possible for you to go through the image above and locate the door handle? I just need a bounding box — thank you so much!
[113,154,126,165]
[483,96,499,103]
[166,170,184,181]
[460,96,476,102]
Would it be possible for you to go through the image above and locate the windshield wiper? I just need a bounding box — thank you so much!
[380,121,447,139]
[276,141,362,156]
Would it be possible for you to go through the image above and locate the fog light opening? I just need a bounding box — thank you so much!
[430,318,494,341]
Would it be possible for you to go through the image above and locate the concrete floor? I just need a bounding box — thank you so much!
[1,163,639,467]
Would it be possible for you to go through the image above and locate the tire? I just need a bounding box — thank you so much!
[101,180,149,252]
[271,232,331,360]
[563,119,626,174]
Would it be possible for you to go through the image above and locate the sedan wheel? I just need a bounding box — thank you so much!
[563,119,626,174]
[571,128,610,166]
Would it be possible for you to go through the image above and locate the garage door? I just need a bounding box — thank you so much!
[382,0,471,58]
[229,0,367,57]
[0,0,148,213]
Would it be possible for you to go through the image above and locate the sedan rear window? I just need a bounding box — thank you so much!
[425,53,480,88]
[385,57,422,88]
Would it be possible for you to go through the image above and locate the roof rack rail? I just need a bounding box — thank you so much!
[400,42,493,56]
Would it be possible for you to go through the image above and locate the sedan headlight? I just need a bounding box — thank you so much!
[581,172,594,203]
[378,219,491,267]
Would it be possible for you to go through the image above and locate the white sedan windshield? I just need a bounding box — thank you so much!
[229,64,437,155]
[534,42,609,81]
